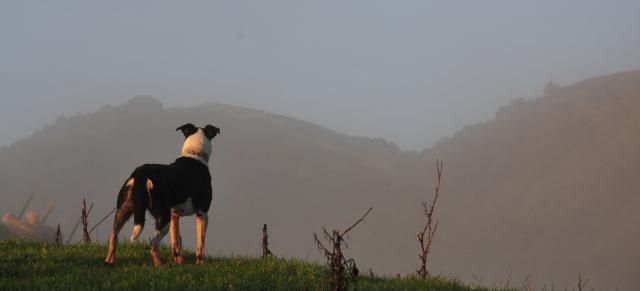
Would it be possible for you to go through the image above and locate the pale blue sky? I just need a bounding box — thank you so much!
[1,0,639,150]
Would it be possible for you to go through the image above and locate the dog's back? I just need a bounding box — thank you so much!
[117,157,213,223]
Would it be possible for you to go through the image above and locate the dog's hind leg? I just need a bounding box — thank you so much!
[104,178,135,265]
[195,211,209,264]
[105,208,132,265]
[149,213,170,267]
[130,224,143,241]
[170,211,183,264]
[130,190,147,241]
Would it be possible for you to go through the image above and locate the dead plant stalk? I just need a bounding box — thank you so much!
[262,224,273,257]
[314,207,373,291]
[417,160,443,278]
[81,199,91,243]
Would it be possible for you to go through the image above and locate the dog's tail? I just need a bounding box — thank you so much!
[129,168,151,229]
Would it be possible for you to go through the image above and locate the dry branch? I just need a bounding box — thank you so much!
[55,224,62,244]
[342,207,373,237]
[81,199,91,243]
[17,190,36,220]
[89,207,116,234]
[313,206,372,291]
[42,200,56,223]
[417,160,443,278]
[69,203,95,244]
[262,224,273,258]
[577,272,589,291]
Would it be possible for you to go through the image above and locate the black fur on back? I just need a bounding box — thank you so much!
[115,156,212,226]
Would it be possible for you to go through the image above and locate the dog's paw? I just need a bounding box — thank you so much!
[174,256,184,265]
[149,241,163,268]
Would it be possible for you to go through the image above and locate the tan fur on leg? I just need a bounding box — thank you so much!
[149,238,161,267]
[149,223,170,267]
[195,211,208,264]
[170,212,183,264]
[104,231,118,265]
[104,206,132,265]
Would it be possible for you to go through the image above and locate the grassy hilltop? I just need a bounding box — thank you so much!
[0,239,506,291]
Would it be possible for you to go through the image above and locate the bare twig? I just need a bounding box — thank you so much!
[342,207,373,236]
[417,160,443,278]
[313,207,373,291]
[524,275,533,291]
[66,218,81,245]
[262,224,273,257]
[55,224,62,244]
[471,274,483,286]
[81,199,91,243]
[42,200,56,223]
[66,202,93,245]
[322,227,335,243]
[577,272,589,291]
[313,233,332,257]
[89,207,116,234]
[504,269,513,289]
[17,190,36,220]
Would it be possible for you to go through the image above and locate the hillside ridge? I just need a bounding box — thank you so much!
[1,70,639,290]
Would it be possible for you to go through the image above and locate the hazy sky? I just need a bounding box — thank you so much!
[1,1,639,150]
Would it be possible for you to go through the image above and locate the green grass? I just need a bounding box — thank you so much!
[0,238,508,291]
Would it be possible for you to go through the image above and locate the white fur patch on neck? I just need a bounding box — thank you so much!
[181,153,208,165]
[180,128,211,166]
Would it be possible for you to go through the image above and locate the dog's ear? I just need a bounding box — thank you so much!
[176,123,198,138]
[204,124,221,140]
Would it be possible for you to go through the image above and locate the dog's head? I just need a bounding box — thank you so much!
[176,123,221,164]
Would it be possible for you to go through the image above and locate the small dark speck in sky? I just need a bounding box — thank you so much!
[235,30,245,40]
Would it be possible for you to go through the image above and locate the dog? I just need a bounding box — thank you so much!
[104,123,220,267]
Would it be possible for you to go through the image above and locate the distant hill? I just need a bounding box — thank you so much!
[0,95,420,274]
[422,70,640,290]
[1,70,639,290]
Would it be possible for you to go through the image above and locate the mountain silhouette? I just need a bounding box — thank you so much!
[1,71,639,290]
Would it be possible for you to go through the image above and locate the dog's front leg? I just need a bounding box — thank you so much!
[170,211,183,264]
[195,211,208,264]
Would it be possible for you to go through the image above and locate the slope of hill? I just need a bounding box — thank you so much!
[0,95,422,279]
[1,70,639,290]
[422,70,640,290]
[0,239,498,291]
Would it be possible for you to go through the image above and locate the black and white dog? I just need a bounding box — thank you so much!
[104,123,220,267]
